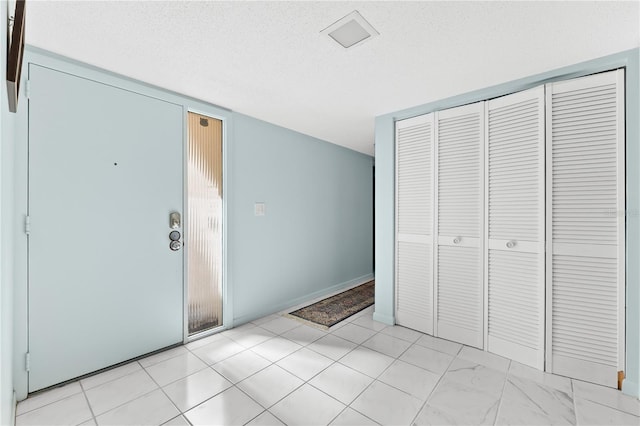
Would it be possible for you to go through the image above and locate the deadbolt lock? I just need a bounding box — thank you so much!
[169,212,182,251]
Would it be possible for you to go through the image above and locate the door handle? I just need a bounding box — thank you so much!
[506,240,516,248]
[169,212,182,251]
[170,212,181,229]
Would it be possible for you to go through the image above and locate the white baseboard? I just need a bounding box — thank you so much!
[373,311,395,325]
[11,390,17,426]
[621,377,640,399]
[233,273,375,326]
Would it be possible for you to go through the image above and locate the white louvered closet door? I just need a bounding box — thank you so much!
[546,70,625,388]
[435,103,484,348]
[486,86,545,369]
[396,114,434,334]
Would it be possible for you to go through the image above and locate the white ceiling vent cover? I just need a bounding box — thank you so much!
[321,11,379,49]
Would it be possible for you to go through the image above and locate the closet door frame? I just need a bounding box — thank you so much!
[545,69,626,384]
[433,102,485,348]
[484,86,546,369]
[395,113,435,334]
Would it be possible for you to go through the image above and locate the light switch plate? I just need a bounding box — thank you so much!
[254,202,266,216]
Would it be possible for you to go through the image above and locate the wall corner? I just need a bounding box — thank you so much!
[374,114,396,327]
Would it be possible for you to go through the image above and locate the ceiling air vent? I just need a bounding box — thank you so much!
[321,11,379,49]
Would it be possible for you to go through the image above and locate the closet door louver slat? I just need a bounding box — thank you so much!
[395,114,434,334]
[546,70,625,388]
[435,103,484,348]
[486,86,545,369]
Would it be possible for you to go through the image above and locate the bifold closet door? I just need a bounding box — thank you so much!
[435,103,484,348]
[395,114,434,334]
[546,70,625,387]
[486,86,545,369]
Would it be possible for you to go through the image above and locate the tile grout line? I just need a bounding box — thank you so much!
[324,319,468,425]
[241,409,268,425]
[243,313,382,425]
[87,385,158,420]
[80,363,145,393]
[19,357,165,422]
[180,412,195,426]
[276,347,335,381]
[138,362,187,424]
[326,393,383,426]
[14,385,86,418]
[491,359,512,426]
[325,405,351,426]
[571,379,579,425]
[342,405,382,426]
[223,352,275,384]
[78,381,98,425]
[138,346,192,369]
[233,377,301,422]
[250,408,288,426]
[143,353,212,388]
[179,323,311,423]
[331,325,442,425]
[572,392,640,419]
[303,335,359,361]
[148,357,269,426]
[243,363,307,409]
[303,354,380,425]
[238,315,428,407]
[408,343,462,425]
[29,309,640,426]
[167,380,244,421]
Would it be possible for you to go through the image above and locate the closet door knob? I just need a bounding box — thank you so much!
[453,237,461,244]
[506,240,516,248]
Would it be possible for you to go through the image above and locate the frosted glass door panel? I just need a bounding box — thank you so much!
[187,112,223,335]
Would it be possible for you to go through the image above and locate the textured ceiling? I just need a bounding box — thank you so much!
[25,1,639,155]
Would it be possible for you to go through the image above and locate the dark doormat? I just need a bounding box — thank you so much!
[288,280,375,329]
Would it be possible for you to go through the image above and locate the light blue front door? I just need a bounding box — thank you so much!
[28,65,184,392]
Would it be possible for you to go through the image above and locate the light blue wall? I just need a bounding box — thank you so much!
[9,46,373,399]
[1,0,16,422]
[11,47,235,400]
[372,115,395,326]
[629,48,640,399]
[231,114,373,323]
[374,48,640,397]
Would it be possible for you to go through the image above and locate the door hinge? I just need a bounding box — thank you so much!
[25,80,30,99]
[25,353,30,372]
[618,370,625,390]
[25,215,31,235]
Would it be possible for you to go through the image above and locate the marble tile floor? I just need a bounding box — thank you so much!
[15,306,640,426]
